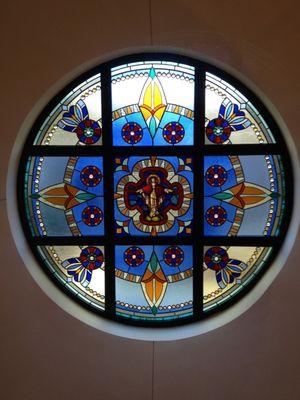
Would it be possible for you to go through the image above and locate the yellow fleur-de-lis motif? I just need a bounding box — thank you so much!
[139,68,167,138]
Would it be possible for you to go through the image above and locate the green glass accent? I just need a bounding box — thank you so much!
[75,192,96,201]
[151,306,158,315]
[149,116,157,138]
[148,251,159,273]
[83,127,94,137]
[213,126,224,136]
[149,67,156,79]
[30,193,41,199]
[270,192,280,199]
[212,192,233,200]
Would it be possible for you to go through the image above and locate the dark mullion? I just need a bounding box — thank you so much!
[111,146,195,155]
[24,143,281,157]
[203,143,279,155]
[30,234,280,247]
[102,67,116,318]
[28,146,103,156]
[203,236,278,246]
[30,235,195,246]
[113,236,194,246]
[32,236,108,246]
[192,63,205,317]
[27,145,195,156]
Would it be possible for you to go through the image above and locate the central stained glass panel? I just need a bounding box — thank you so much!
[19,54,292,325]
[114,156,194,236]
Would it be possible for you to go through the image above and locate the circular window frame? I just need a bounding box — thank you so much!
[7,49,299,341]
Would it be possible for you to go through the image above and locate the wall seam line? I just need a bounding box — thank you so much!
[149,0,153,45]
[152,340,155,400]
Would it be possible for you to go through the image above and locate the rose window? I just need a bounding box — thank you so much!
[18,54,293,326]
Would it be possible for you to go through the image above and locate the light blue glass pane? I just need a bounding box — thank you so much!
[112,61,195,146]
[33,74,102,145]
[154,112,194,146]
[203,246,272,312]
[205,72,276,144]
[115,245,193,320]
[112,113,152,146]
[204,155,283,236]
[38,245,105,311]
[26,156,104,236]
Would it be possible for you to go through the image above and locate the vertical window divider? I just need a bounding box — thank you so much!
[101,66,116,318]
[192,62,205,317]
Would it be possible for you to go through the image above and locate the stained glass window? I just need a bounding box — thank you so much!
[18,54,293,326]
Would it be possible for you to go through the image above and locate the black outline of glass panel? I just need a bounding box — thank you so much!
[17,53,294,328]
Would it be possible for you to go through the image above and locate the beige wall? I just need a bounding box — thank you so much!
[1,1,299,399]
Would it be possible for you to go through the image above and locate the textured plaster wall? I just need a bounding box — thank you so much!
[1,1,299,399]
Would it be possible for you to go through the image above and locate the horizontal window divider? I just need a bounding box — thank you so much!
[33,236,105,246]
[32,236,196,246]
[25,144,282,157]
[203,236,277,246]
[113,236,195,245]
[27,146,196,157]
[27,146,103,156]
[204,144,279,155]
[31,235,278,247]
[112,146,195,156]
